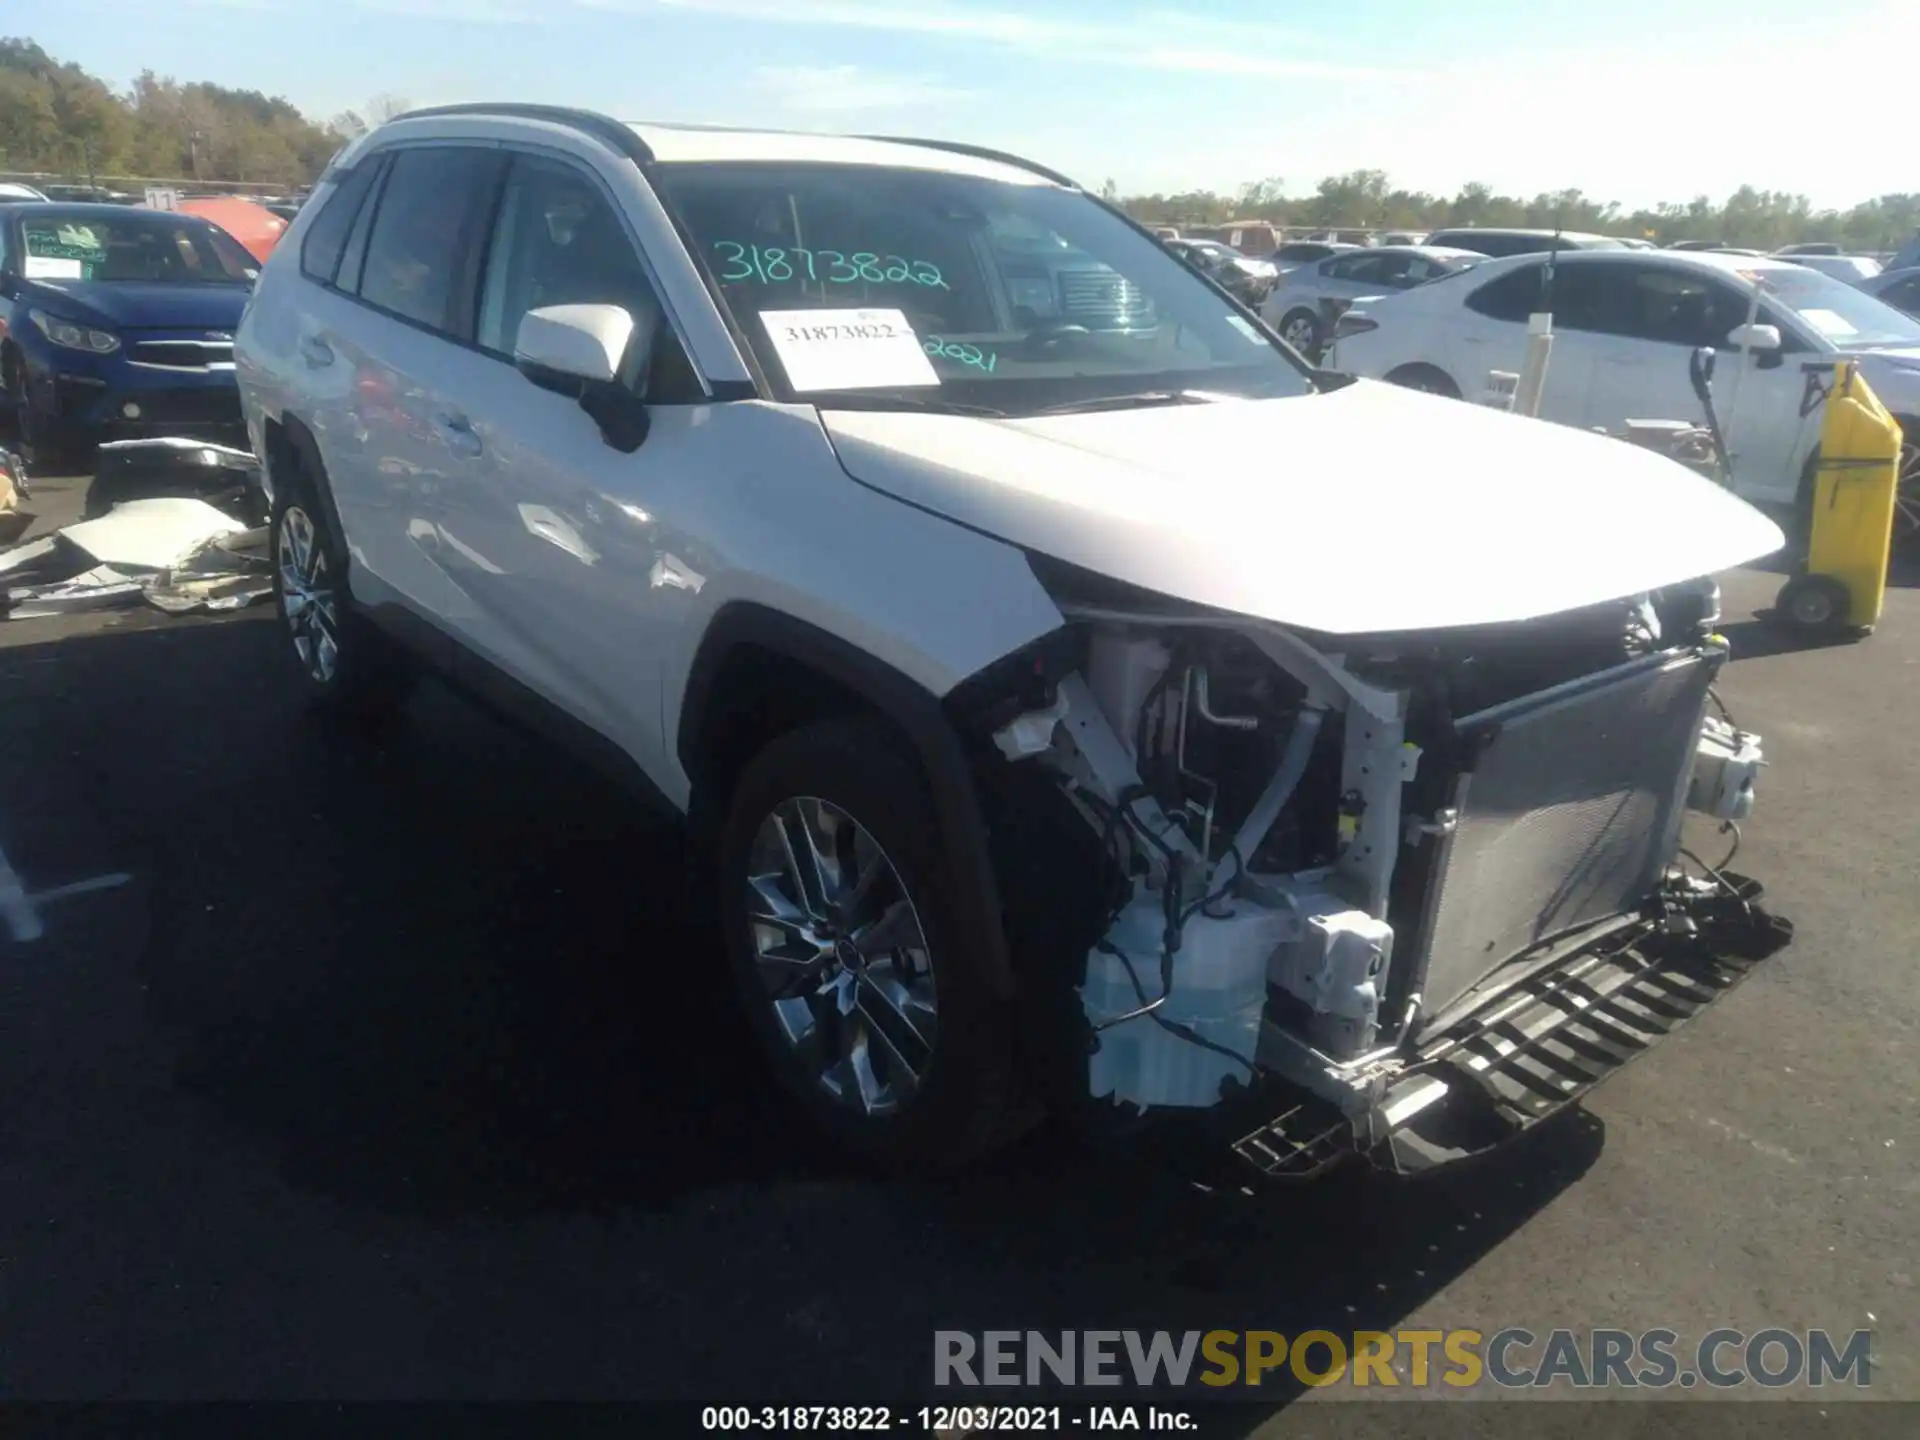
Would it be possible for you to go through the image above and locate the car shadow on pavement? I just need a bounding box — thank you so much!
[4,614,1603,1412]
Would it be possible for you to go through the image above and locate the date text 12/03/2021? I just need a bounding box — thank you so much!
[701,1405,1197,1431]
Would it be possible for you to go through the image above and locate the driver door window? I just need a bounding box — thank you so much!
[475,153,696,399]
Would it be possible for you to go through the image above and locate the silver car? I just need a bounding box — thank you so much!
[1261,245,1487,357]
[1781,253,1883,287]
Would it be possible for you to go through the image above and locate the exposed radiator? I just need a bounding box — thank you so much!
[1409,648,1718,1023]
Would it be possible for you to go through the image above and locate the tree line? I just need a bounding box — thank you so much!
[0,37,340,188]
[1112,169,1920,254]
[3,37,1914,250]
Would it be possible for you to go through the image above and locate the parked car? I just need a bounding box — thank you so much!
[1377,230,1427,246]
[1162,236,1277,306]
[1775,242,1844,257]
[1268,239,1360,272]
[1861,266,1920,319]
[178,195,292,263]
[0,202,258,467]
[237,105,1787,1180]
[0,182,49,203]
[1422,228,1625,258]
[1666,240,1730,251]
[1778,253,1882,286]
[1890,231,1920,273]
[1260,244,1486,357]
[1332,248,1920,531]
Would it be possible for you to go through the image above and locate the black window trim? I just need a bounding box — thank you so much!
[333,152,392,298]
[299,155,383,288]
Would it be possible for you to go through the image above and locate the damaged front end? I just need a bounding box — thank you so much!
[961,569,1791,1181]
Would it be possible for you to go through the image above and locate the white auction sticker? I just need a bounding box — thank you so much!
[760,308,940,392]
[23,256,84,280]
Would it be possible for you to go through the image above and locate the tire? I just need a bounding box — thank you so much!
[717,716,1028,1169]
[1895,416,1918,545]
[1774,573,1851,633]
[1276,308,1321,359]
[1385,364,1461,399]
[269,456,416,717]
[4,350,82,474]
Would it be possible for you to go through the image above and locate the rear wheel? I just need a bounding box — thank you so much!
[270,459,416,716]
[1895,416,1918,543]
[1276,308,1322,359]
[718,716,1029,1168]
[1385,363,1461,399]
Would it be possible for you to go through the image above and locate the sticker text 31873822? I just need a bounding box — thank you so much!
[715,242,949,290]
[758,308,942,392]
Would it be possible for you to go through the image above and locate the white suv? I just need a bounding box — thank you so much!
[238,106,1791,1179]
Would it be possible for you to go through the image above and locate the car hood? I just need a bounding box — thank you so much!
[17,279,250,330]
[819,379,1786,635]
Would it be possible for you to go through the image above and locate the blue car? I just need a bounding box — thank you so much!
[0,203,258,468]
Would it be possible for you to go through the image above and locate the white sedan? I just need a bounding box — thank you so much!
[1260,245,1487,357]
[1331,248,1920,524]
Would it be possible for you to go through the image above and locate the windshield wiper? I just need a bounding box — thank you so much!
[1026,390,1220,416]
[807,392,1011,418]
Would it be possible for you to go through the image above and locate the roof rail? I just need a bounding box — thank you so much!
[855,135,1081,190]
[394,103,652,164]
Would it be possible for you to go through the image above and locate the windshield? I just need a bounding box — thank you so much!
[1755,265,1920,348]
[652,162,1316,413]
[18,212,256,283]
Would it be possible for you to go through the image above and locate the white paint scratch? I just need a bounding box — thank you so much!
[1700,1114,1802,1166]
[0,841,132,943]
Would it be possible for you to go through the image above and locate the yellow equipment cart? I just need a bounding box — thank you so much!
[1774,361,1903,635]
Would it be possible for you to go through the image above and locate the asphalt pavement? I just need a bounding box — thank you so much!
[1,469,1916,1427]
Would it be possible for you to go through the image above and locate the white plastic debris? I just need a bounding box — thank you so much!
[60,497,246,572]
[4,564,146,618]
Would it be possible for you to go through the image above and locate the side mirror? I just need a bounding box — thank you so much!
[514,302,657,452]
[1725,322,1781,354]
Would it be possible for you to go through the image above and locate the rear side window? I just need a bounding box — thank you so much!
[357,147,507,337]
[300,161,383,285]
[1466,263,1546,322]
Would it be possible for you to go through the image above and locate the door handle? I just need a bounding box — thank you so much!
[433,412,483,457]
[299,336,334,368]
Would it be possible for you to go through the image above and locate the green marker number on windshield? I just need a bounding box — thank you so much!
[714,242,948,290]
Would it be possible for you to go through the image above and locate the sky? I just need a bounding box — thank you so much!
[16,0,1918,209]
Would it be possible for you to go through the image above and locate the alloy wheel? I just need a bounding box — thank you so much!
[1897,436,1919,539]
[745,796,938,1116]
[1281,314,1318,355]
[277,504,341,684]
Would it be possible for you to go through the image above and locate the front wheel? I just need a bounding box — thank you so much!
[718,717,1029,1168]
[5,355,81,473]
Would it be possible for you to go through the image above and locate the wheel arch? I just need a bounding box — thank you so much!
[679,602,1018,996]
[260,413,355,579]
[1384,360,1462,397]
